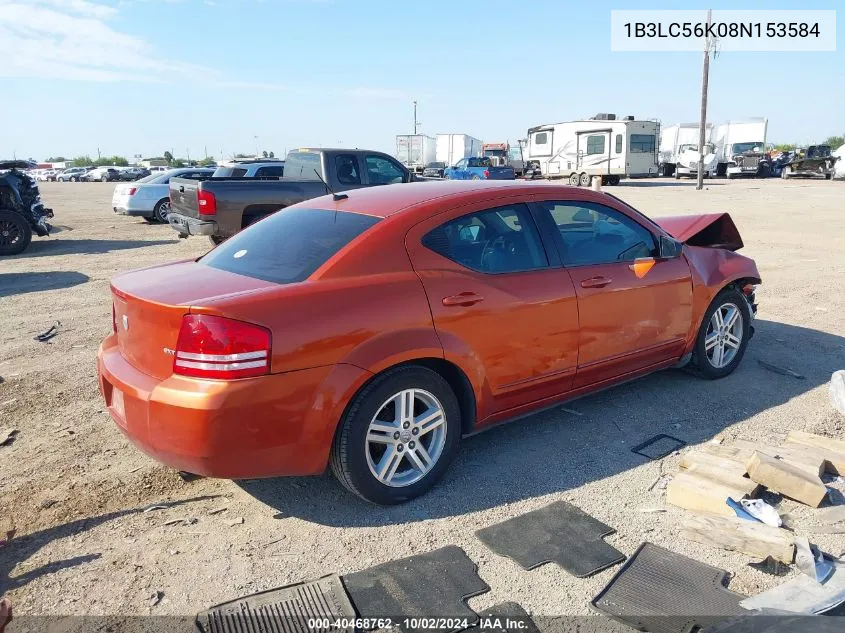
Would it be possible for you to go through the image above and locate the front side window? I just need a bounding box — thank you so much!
[421,203,548,274]
[365,155,405,185]
[630,134,656,154]
[535,132,548,145]
[537,201,656,266]
[586,135,606,155]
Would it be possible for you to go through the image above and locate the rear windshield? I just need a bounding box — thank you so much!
[282,152,322,180]
[201,208,380,284]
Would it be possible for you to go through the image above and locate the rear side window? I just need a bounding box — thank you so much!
[212,167,248,178]
[254,165,284,178]
[201,208,380,284]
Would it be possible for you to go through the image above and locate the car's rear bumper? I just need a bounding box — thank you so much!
[113,205,153,217]
[97,337,368,478]
[168,212,217,236]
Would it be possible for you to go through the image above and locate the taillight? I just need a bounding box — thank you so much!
[127,187,137,196]
[197,189,217,216]
[112,304,117,334]
[484,170,489,178]
[173,314,271,380]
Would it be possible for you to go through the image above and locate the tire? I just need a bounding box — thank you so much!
[101,175,108,182]
[209,235,225,246]
[152,199,171,223]
[674,169,680,180]
[568,173,580,186]
[0,210,33,256]
[330,365,461,505]
[609,175,621,186]
[579,172,591,187]
[689,287,752,379]
[471,174,481,180]
[781,167,790,180]
[70,176,78,182]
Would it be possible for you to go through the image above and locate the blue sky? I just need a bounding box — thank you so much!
[0,0,841,161]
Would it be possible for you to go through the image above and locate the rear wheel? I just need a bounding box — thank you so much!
[609,175,621,186]
[689,287,751,379]
[568,173,580,186]
[152,199,171,223]
[579,172,591,187]
[0,210,33,256]
[330,365,461,505]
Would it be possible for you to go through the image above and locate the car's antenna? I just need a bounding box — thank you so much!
[313,169,348,201]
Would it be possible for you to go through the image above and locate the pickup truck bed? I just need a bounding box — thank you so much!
[168,148,414,243]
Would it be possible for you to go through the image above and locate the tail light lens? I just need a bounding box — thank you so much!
[173,314,271,380]
[197,189,217,216]
[127,187,137,196]
[484,170,490,178]
[112,303,117,334]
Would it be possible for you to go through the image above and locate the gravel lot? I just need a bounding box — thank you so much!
[1,179,844,622]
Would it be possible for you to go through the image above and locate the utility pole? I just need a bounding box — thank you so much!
[697,9,714,191]
[413,100,419,135]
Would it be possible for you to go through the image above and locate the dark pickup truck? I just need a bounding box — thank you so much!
[168,148,416,244]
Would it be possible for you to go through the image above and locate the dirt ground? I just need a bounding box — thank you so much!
[1,178,844,621]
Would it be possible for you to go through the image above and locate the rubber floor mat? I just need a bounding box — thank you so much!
[475,602,542,633]
[591,542,746,633]
[475,500,625,577]
[342,545,489,633]
[196,574,356,633]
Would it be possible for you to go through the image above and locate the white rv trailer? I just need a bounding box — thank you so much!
[525,115,660,185]
[435,134,483,167]
[658,123,712,177]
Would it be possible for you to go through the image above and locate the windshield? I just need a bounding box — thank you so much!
[201,208,380,284]
[732,142,764,154]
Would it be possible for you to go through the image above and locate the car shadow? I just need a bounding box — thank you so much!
[0,496,220,591]
[240,319,845,527]
[15,239,177,258]
[0,272,89,298]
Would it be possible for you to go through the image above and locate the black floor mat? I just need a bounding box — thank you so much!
[196,574,356,633]
[342,545,489,633]
[475,602,542,633]
[475,500,625,577]
[591,542,747,633]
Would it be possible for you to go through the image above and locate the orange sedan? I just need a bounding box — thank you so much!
[98,181,760,504]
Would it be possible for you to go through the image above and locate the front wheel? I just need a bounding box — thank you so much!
[330,366,461,505]
[152,199,171,223]
[0,210,33,256]
[689,288,752,379]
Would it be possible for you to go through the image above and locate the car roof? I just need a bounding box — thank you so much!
[296,180,583,219]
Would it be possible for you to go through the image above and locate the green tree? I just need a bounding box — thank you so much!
[71,155,95,166]
[46,156,67,162]
[262,150,268,158]
[163,150,174,165]
[198,157,216,166]
[823,135,844,149]
[170,158,186,168]
[773,143,796,152]
[234,153,251,159]
[269,151,275,158]
[93,155,129,167]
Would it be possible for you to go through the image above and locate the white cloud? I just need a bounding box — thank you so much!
[0,0,204,81]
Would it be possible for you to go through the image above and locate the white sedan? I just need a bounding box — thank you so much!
[112,168,214,223]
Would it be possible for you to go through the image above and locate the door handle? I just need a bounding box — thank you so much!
[179,185,185,193]
[442,292,484,307]
[580,276,612,288]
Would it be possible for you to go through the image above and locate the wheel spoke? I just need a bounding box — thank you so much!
[406,444,433,473]
[415,408,444,435]
[704,332,719,350]
[725,333,742,349]
[711,342,723,367]
[724,306,739,329]
[366,423,396,444]
[399,389,414,423]
[375,446,404,484]
[713,309,725,329]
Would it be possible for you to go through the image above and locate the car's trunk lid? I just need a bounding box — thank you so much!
[168,178,201,219]
[111,261,277,380]
[654,213,744,251]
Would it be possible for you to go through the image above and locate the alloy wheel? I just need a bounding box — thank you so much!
[365,388,447,487]
[704,302,743,368]
[0,219,22,247]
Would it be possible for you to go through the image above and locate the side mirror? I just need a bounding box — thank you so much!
[658,235,683,259]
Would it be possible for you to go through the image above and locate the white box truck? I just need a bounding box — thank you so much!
[710,118,769,178]
[659,123,712,177]
[435,134,482,168]
[395,134,436,174]
[524,114,660,186]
